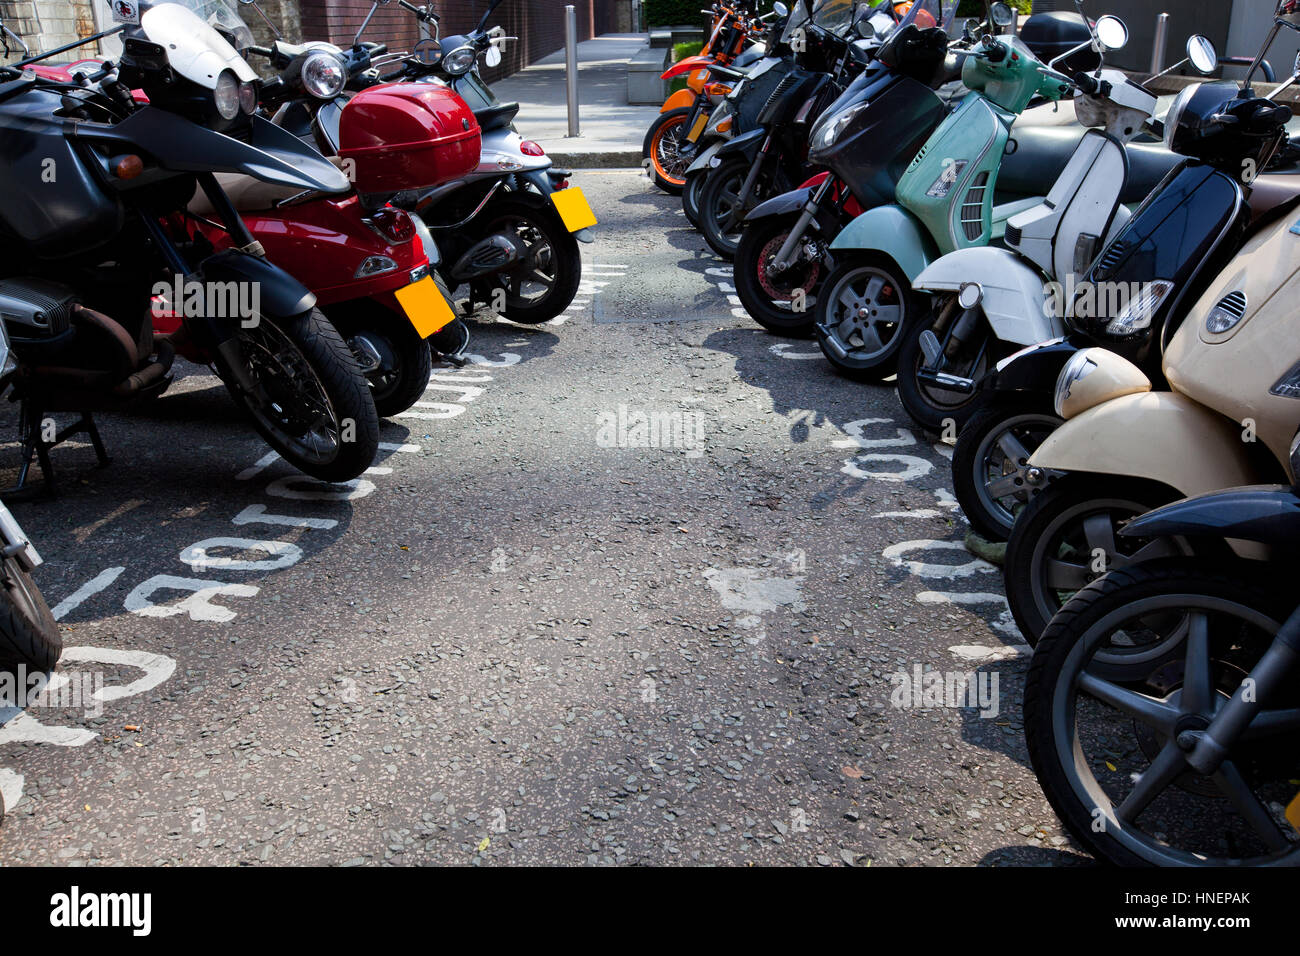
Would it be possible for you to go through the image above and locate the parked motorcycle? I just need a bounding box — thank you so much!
[1001,27,1300,643]
[0,0,380,486]
[1024,478,1300,865]
[643,1,774,194]
[956,33,1300,542]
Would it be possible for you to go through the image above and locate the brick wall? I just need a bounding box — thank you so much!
[1,0,97,55]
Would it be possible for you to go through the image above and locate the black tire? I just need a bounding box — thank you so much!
[732,212,826,337]
[698,157,783,260]
[328,304,433,419]
[0,555,60,673]
[952,397,1062,541]
[812,254,915,382]
[1025,558,1300,865]
[682,169,706,228]
[642,107,693,194]
[473,196,582,325]
[224,307,380,483]
[896,297,1001,433]
[1004,474,1183,645]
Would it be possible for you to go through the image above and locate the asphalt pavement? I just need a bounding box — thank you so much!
[0,170,1088,866]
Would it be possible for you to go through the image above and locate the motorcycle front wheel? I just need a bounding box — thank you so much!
[682,169,706,228]
[0,554,60,673]
[698,156,781,260]
[473,196,582,325]
[643,107,693,194]
[733,212,824,337]
[224,307,379,483]
[813,254,914,381]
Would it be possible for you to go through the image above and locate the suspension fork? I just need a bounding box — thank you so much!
[728,132,773,228]
[770,175,835,272]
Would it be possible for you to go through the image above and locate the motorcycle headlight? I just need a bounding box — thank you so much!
[815,102,866,149]
[1103,279,1174,337]
[441,45,478,76]
[214,69,240,120]
[302,50,347,99]
[238,80,258,115]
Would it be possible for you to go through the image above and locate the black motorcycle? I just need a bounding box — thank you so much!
[0,0,379,486]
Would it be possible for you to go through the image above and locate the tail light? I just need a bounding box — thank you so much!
[519,140,546,157]
[365,207,416,244]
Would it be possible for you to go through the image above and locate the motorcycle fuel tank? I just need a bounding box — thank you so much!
[338,83,482,194]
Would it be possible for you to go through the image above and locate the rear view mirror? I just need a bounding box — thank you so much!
[1186,34,1217,74]
[964,16,980,39]
[1095,15,1128,51]
[413,37,440,65]
[773,1,789,16]
[854,17,874,39]
[990,2,1014,27]
[485,44,502,67]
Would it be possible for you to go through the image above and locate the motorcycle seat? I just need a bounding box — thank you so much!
[188,159,351,215]
[999,125,1181,205]
[1247,172,1300,224]
[733,45,766,70]
[474,102,519,132]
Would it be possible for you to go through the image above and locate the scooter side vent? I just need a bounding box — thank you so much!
[1214,290,1247,320]
[1004,222,1022,247]
[960,172,989,242]
[1094,240,1126,276]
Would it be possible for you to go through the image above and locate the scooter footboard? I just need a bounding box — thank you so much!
[828,205,936,282]
[1028,391,1263,499]
[914,248,1059,348]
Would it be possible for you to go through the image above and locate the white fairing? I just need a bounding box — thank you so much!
[913,247,1064,346]
[142,3,257,88]
[1005,129,1127,283]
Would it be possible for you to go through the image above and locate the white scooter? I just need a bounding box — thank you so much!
[894,13,1171,432]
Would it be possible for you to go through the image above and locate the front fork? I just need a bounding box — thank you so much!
[916,295,987,394]
[770,175,835,272]
[728,132,773,229]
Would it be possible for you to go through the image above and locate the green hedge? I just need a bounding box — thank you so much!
[644,0,708,28]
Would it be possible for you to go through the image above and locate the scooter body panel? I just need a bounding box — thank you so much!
[913,247,1061,346]
[1027,390,1261,498]
[1120,485,1300,556]
[828,203,937,282]
[686,140,729,176]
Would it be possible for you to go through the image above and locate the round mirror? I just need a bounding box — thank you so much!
[1279,0,1300,26]
[963,16,980,38]
[854,16,874,38]
[1186,34,1217,73]
[990,2,1014,27]
[485,44,502,67]
[413,37,440,65]
[1094,15,1127,51]
[773,1,789,15]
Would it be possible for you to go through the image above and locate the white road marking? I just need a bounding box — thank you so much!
[231,505,338,530]
[51,567,125,621]
[235,451,280,481]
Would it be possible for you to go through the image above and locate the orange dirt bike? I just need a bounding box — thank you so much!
[643,1,777,194]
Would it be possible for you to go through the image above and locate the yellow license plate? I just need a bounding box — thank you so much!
[394,274,454,339]
[550,186,597,232]
[686,112,708,143]
[1287,791,1300,834]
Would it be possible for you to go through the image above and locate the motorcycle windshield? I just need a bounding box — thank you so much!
[779,0,811,44]
[137,1,257,85]
[893,0,957,34]
[158,0,254,51]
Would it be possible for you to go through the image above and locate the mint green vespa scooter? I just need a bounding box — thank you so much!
[813,30,1073,377]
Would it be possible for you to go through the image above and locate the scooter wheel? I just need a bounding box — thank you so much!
[733,212,823,337]
[473,196,582,325]
[697,157,753,260]
[813,254,914,381]
[682,170,706,229]
[643,107,693,194]
[951,398,1062,541]
[895,298,1002,434]
[0,554,60,674]
[328,303,434,419]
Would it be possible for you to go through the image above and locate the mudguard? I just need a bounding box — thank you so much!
[686,140,727,176]
[662,55,713,81]
[828,204,937,282]
[914,247,1062,347]
[745,186,815,223]
[1120,485,1300,556]
[660,88,697,112]
[714,128,766,164]
[987,337,1085,396]
[1028,391,1261,498]
[199,249,316,322]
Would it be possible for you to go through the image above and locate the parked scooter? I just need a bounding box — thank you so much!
[643,1,774,194]
[955,38,1300,541]
[0,0,379,485]
[812,21,1075,378]
[1024,477,1300,865]
[1001,24,1300,643]
[895,13,1166,433]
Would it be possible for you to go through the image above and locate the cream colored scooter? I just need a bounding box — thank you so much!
[1002,154,1300,644]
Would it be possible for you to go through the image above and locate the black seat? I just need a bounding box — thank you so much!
[474,102,519,132]
[733,45,765,70]
[999,125,1182,204]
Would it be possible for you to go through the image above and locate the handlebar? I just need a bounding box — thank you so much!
[247,44,273,58]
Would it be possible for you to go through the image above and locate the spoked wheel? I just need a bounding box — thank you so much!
[1005,475,1185,647]
[329,305,433,419]
[226,308,379,482]
[643,107,693,194]
[0,554,59,673]
[952,399,1063,541]
[733,212,824,337]
[896,296,1000,433]
[813,254,913,381]
[474,197,581,325]
[1025,558,1300,865]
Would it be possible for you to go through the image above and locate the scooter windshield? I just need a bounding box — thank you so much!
[779,0,811,45]
[893,0,957,35]
[137,1,257,86]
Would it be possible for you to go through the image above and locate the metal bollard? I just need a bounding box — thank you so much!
[1150,12,1169,75]
[565,5,580,137]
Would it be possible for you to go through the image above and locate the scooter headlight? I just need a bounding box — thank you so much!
[302,50,347,99]
[1053,349,1099,418]
[441,45,478,76]
[214,69,240,120]
[815,102,867,149]
[1103,279,1174,337]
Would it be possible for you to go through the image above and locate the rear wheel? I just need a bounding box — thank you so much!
[813,254,914,381]
[329,304,433,419]
[224,307,379,482]
[733,212,825,337]
[0,555,59,674]
[643,107,693,194]
[472,196,582,324]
